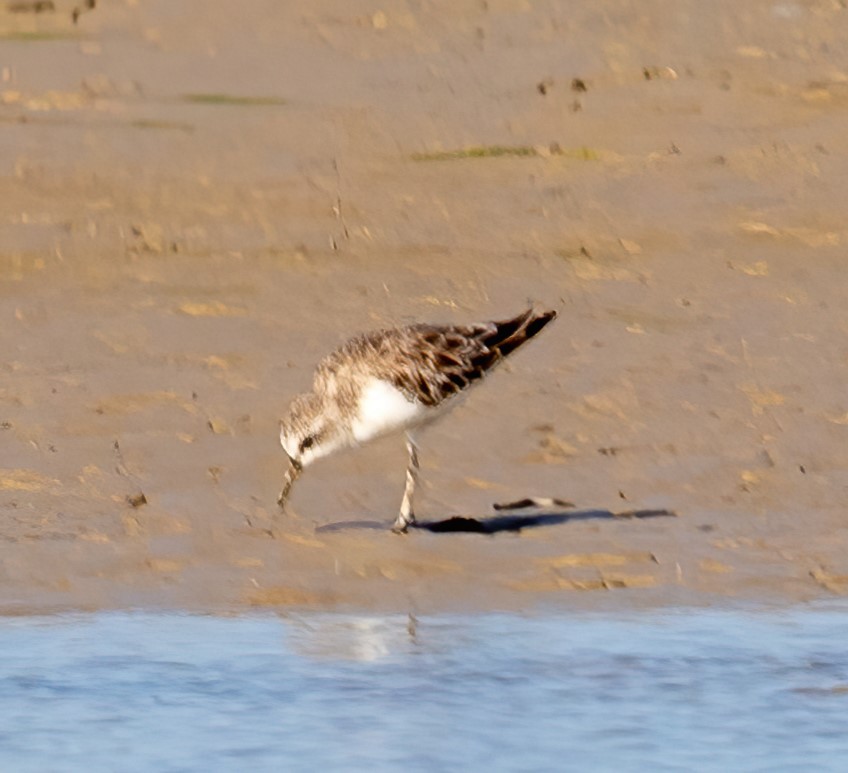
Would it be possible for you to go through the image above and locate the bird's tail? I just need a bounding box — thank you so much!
[480,307,557,359]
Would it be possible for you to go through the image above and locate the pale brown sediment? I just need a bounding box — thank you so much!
[1,0,847,614]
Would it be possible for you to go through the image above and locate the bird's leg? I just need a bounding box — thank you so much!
[392,435,419,533]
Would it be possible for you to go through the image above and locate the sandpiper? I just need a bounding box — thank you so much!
[278,307,557,533]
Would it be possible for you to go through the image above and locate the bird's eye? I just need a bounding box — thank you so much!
[299,435,316,453]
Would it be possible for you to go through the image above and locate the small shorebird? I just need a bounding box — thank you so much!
[278,307,557,533]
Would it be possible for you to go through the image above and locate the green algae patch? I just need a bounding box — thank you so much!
[411,144,601,161]
[181,93,286,106]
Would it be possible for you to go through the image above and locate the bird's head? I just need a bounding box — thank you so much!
[277,393,345,506]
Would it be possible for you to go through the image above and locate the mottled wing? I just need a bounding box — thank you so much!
[367,308,556,407]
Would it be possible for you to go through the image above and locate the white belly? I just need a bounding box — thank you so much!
[350,378,428,444]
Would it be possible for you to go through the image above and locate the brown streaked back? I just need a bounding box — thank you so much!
[318,308,557,408]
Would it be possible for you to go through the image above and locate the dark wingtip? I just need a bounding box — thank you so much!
[483,307,556,359]
[525,308,557,338]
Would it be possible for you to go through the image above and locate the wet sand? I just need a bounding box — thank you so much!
[1,0,847,614]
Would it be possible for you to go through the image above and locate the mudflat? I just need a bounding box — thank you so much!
[1,0,847,614]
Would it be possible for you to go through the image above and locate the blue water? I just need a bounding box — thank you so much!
[1,604,848,772]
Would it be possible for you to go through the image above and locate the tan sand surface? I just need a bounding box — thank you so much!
[1,0,847,613]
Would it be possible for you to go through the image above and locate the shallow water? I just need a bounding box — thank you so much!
[2,604,848,772]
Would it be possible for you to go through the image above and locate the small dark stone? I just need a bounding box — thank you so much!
[537,78,553,95]
[127,492,147,508]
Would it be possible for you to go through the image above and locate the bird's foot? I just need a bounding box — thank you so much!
[391,512,416,534]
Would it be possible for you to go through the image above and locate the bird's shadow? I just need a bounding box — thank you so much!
[314,505,676,535]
